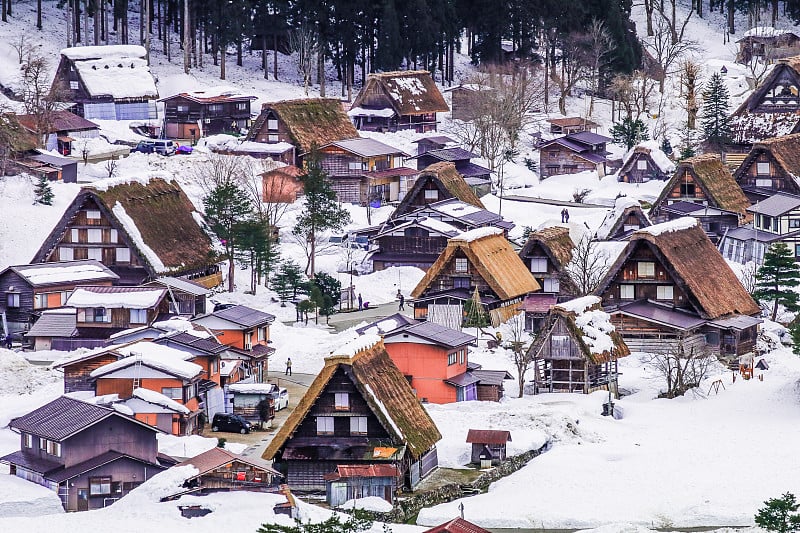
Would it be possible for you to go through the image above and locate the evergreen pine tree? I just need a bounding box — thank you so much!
[701,72,732,150]
[292,148,351,278]
[464,286,489,328]
[753,243,800,321]
[755,493,800,533]
[790,321,800,357]
[611,117,649,149]
[33,174,53,205]
[203,182,254,292]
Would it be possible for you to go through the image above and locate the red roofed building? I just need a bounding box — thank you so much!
[325,463,400,507]
[466,429,511,465]
[423,518,491,533]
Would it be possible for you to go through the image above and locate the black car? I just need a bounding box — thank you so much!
[211,413,251,434]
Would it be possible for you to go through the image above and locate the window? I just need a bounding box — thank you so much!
[130,308,148,324]
[162,387,182,400]
[90,477,112,496]
[267,119,279,130]
[87,228,103,243]
[70,81,79,90]
[448,352,457,365]
[620,284,634,299]
[86,210,101,220]
[453,276,470,289]
[257,327,266,342]
[757,162,770,175]
[348,162,362,171]
[208,104,223,113]
[6,293,19,308]
[679,183,696,196]
[637,159,648,170]
[334,393,349,410]
[47,440,61,457]
[176,105,189,113]
[267,134,279,142]
[350,417,367,435]
[236,102,248,111]
[792,219,800,229]
[459,349,465,365]
[71,228,80,242]
[551,335,570,357]
[543,277,560,292]
[59,247,74,261]
[87,248,102,261]
[530,257,548,273]
[424,189,438,200]
[316,416,334,435]
[454,258,468,272]
[34,293,47,310]
[23,433,32,448]
[109,229,118,243]
[116,247,130,262]
[755,178,772,188]
[637,261,655,278]
[185,383,197,400]
[657,285,674,300]
[82,307,110,323]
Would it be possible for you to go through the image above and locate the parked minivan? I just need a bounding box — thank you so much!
[211,413,252,434]
[154,139,176,155]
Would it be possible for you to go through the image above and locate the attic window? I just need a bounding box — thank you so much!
[657,285,674,300]
[334,393,349,410]
[424,190,438,200]
[757,162,770,175]
[455,258,468,272]
[86,209,101,220]
[530,257,548,273]
[637,159,648,170]
[316,416,334,435]
[620,284,634,299]
[70,81,79,90]
[637,261,655,278]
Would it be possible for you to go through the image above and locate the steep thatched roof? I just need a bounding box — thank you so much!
[738,134,800,184]
[412,230,540,300]
[652,154,749,217]
[353,70,449,116]
[734,56,800,115]
[262,337,441,461]
[596,219,761,319]
[260,98,358,153]
[392,162,484,219]
[519,226,574,268]
[596,198,652,240]
[527,296,630,365]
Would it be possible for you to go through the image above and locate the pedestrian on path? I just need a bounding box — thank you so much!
[564,208,570,223]
[285,357,292,376]
[358,293,363,311]
[398,293,405,311]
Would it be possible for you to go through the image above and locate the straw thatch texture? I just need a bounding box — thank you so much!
[520,226,574,268]
[752,134,800,177]
[393,162,484,219]
[262,340,441,461]
[412,232,540,300]
[266,99,358,153]
[353,71,449,116]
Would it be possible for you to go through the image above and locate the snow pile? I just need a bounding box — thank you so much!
[67,287,165,309]
[434,201,482,218]
[418,217,461,236]
[198,134,293,154]
[332,266,425,306]
[111,201,168,272]
[455,226,503,242]
[595,196,642,240]
[0,349,62,396]
[333,334,383,358]
[157,434,218,459]
[0,475,65,517]
[340,496,393,512]
[348,107,395,118]
[174,85,250,100]
[557,296,615,355]
[637,216,697,236]
[70,136,129,158]
[60,44,148,60]
[132,387,190,414]
[121,464,199,504]
[621,140,675,174]
[14,263,114,285]
[742,26,794,37]
[111,403,135,416]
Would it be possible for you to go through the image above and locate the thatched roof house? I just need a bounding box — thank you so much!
[32,178,219,286]
[650,154,750,223]
[263,336,441,491]
[392,162,484,219]
[594,218,762,356]
[246,98,358,163]
[349,70,449,133]
[617,140,675,184]
[733,133,800,200]
[518,226,576,304]
[527,296,629,395]
[412,228,540,327]
[596,197,652,240]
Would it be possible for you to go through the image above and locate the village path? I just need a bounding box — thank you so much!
[283,302,413,333]
[501,195,609,208]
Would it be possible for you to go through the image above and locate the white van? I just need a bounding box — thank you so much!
[153,140,176,155]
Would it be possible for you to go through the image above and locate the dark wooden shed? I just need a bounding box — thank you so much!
[466,429,511,465]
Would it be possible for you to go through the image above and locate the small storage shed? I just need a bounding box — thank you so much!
[228,382,277,424]
[325,464,400,508]
[466,429,512,466]
[169,447,282,497]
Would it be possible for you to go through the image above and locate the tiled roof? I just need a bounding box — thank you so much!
[25,310,78,338]
[207,305,275,328]
[176,446,279,476]
[423,518,492,533]
[333,464,399,478]
[387,321,475,348]
[466,429,512,444]
[0,450,62,476]
[148,277,210,296]
[48,451,165,483]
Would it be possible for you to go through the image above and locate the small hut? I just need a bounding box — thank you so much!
[527,296,630,395]
[325,464,400,508]
[168,447,282,498]
[466,429,512,466]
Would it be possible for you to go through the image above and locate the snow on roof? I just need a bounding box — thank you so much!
[637,216,698,237]
[61,44,148,60]
[67,287,165,309]
[742,26,795,38]
[432,201,482,218]
[112,201,167,272]
[556,296,615,354]
[201,134,294,154]
[111,403,135,416]
[347,106,396,118]
[219,360,240,376]
[73,56,158,100]
[363,382,404,439]
[455,226,503,242]
[623,140,675,174]
[596,196,641,240]
[151,317,200,335]
[132,387,190,414]
[417,217,462,236]
[175,85,250,100]
[91,342,202,379]
[228,383,277,395]
[332,334,383,358]
[14,261,116,286]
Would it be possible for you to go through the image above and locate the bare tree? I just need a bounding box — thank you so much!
[655,0,694,46]
[643,17,698,92]
[564,235,611,296]
[288,25,319,96]
[192,153,250,194]
[504,313,535,398]
[445,119,482,154]
[680,60,701,130]
[0,107,32,177]
[11,35,35,65]
[586,20,616,115]
[551,33,591,116]
[104,158,119,179]
[743,50,771,88]
[739,261,759,295]
[288,230,332,276]
[20,54,63,148]
[646,341,713,398]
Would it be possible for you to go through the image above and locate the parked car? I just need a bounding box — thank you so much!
[350,235,370,250]
[327,234,348,246]
[211,413,252,434]
[154,139,176,155]
[176,144,193,155]
[213,302,237,312]
[270,387,289,411]
[132,140,155,153]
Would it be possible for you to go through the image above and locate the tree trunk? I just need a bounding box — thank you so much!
[84,0,89,46]
[183,0,190,73]
[727,0,735,35]
[262,35,267,78]
[93,1,99,45]
[37,0,42,29]
[220,43,226,80]
[237,40,242,67]
[273,33,278,80]
[227,255,235,292]
[75,0,81,43]
[65,1,71,46]
[2,0,7,23]
[309,232,316,279]
[318,53,326,97]
[772,0,778,25]
[144,0,151,63]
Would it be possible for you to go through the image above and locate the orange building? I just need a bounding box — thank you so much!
[90,342,205,435]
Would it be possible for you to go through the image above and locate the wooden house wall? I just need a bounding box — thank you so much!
[470,442,507,463]
[750,67,800,113]
[64,354,119,393]
[52,57,94,104]
[62,417,158,468]
[195,460,278,489]
[450,90,478,121]
[476,384,503,402]
[359,83,395,111]
[60,457,156,512]
[427,251,493,295]
[329,177,363,204]
[76,300,167,330]
[328,475,396,507]
[374,233,449,260]
[0,271,35,328]
[540,146,602,178]
[736,149,800,196]
[250,109,295,146]
[619,153,670,183]
[163,96,251,124]
[612,313,708,353]
[661,169,708,205]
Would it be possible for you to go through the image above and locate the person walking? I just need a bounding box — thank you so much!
[398,293,405,311]
[564,208,570,223]
[358,293,363,311]
[285,357,292,376]
[4,334,11,349]
[560,208,567,223]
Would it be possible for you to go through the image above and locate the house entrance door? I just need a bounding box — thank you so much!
[77,489,89,511]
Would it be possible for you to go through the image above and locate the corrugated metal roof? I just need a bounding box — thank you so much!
[709,314,763,330]
[334,464,399,478]
[392,321,475,348]
[423,518,492,533]
[470,369,513,386]
[519,293,558,313]
[206,305,276,328]
[25,310,78,338]
[444,372,481,387]
[149,277,211,296]
[327,137,407,158]
[457,162,492,178]
[614,300,707,330]
[466,429,512,444]
[49,451,165,483]
[568,131,612,145]
[747,192,800,216]
[412,135,456,145]
[0,450,62,476]
[423,147,479,162]
[176,446,279,476]
[10,259,118,287]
